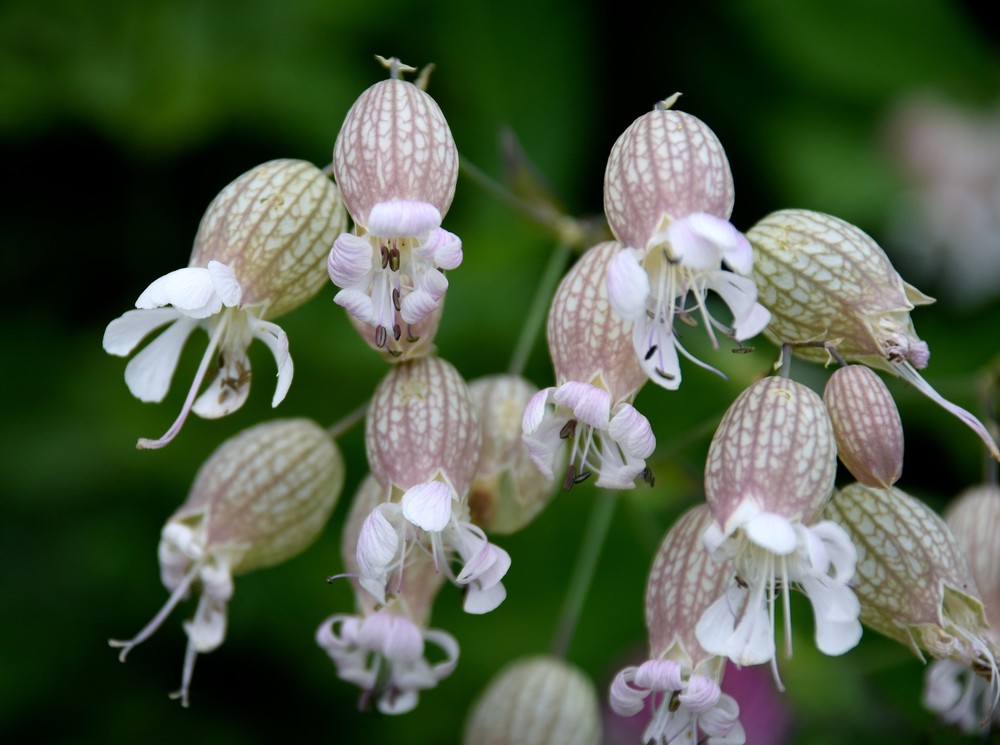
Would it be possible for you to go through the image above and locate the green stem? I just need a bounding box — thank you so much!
[507,241,571,377]
[327,400,369,439]
[550,490,618,659]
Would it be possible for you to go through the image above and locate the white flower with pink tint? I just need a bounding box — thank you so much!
[603,97,769,390]
[329,58,461,358]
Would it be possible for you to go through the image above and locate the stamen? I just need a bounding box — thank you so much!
[645,345,658,361]
[406,327,419,343]
[392,288,401,311]
[381,244,390,269]
[389,246,400,272]
[375,325,387,348]
[641,467,655,486]
[559,419,578,440]
[654,368,676,380]
[572,470,592,485]
[393,324,402,341]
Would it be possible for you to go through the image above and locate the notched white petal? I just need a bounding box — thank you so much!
[104,308,183,356]
[124,318,200,403]
[607,249,650,320]
[368,199,442,237]
[136,267,221,318]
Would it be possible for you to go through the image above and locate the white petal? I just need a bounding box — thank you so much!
[207,261,242,307]
[103,308,183,356]
[419,228,463,270]
[368,199,442,237]
[668,213,748,272]
[809,521,857,582]
[632,316,682,391]
[136,267,221,318]
[608,403,656,458]
[609,667,648,717]
[334,287,376,325]
[593,457,646,489]
[123,318,200,402]
[357,505,401,578]
[252,317,294,407]
[401,481,454,532]
[695,585,775,666]
[699,693,746,742]
[328,233,373,288]
[183,592,228,653]
[521,387,555,435]
[742,511,798,555]
[522,417,565,480]
[463,580,506,614]
[400,270,448,325]
[704,271,770,341]
[634,659,684,692]
[799,575,863,655]
[552,381,611,429]
[191,353,251,419]
[607,249,650,321]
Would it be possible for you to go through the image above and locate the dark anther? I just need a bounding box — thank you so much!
[563,464,576,492]
[380,244,390,269]
[375,325,387,348]
[559,419,577,440]
[654,367,675,380]
[641,467,655,487]
[644,345,658,361]
[732,345,754,354]
[735,575,748,589]
[573,470,591,485]
[668,690,681,712]
[406,327,420,343]
[389,247,400,272]
[392,287,401,311]
[388,348,403,357]
[393,323,402,341]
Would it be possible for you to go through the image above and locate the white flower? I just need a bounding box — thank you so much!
[522,381,655,490]
[606,213,770,389]
[354,480,510,614]
[103,261,292,449]
[610,659,745,745]
[316,609,459,715]
[328,200,462,354]
[695,503,862,673]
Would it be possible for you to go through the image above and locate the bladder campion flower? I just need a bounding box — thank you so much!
[328,57,461,359]
[603,95,770,390]
[523,242,655,490]
[103,159,346,448]
[110,419,344,706]
[696,376,862,672]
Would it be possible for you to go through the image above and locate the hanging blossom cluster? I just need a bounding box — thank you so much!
[103,57,1000,743]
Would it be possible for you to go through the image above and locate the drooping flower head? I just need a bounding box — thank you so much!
[523,241,656,491]
[923,484,1000,732]
[610,505,746,745]
[823,483,997,678]
[329,57,461,359]
[317,474,458,715]
[603,95,770,389]
[464,656,602,745]
[104,159,347,448]
[110,418,344,705]
[467,375,561,534]
[359,355,510,614]
[748,208,1000,461]
[696,376,862,673]
[823,365,904,489]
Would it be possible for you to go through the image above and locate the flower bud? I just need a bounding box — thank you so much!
[463,656,602,745]
[823,365,904,488]
[604,95,735,251]
[334,68,457,228]
[823,483,995,673]
[467,375,560,534]
[365,355,480,498]
[190,159,348,320]
[111,418,344,706]
[705,376,836,529]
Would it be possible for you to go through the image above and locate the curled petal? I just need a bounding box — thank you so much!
[552,382,611,429]
[183,592,228,654]
[607,249,650,321]
[522,417,565,480]
[609,666,648,716]
[400,269,448,325]
[678,674,721,714]
[608,403,656,459]
[418,228,463,270]
[123,317,200,403]
[357,505,401,581]
[328,233,374,288]
[104,307,183,356]
[699,693,745,741]
[696,585,775,666]
[463,580,507,614]
[742,512,798,555]
[401,481,454,532]
[522,387,555,435]
[136,267,221,318]
[705,272,771,341]
[368,199,442,237]
[635,659,684,692]
[334,287,376,325]
[206,261,242,307]
[666,213,734,270]
[252,317,294,407]
[798,574,863,655]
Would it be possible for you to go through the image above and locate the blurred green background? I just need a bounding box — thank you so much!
[2,0,999,742]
